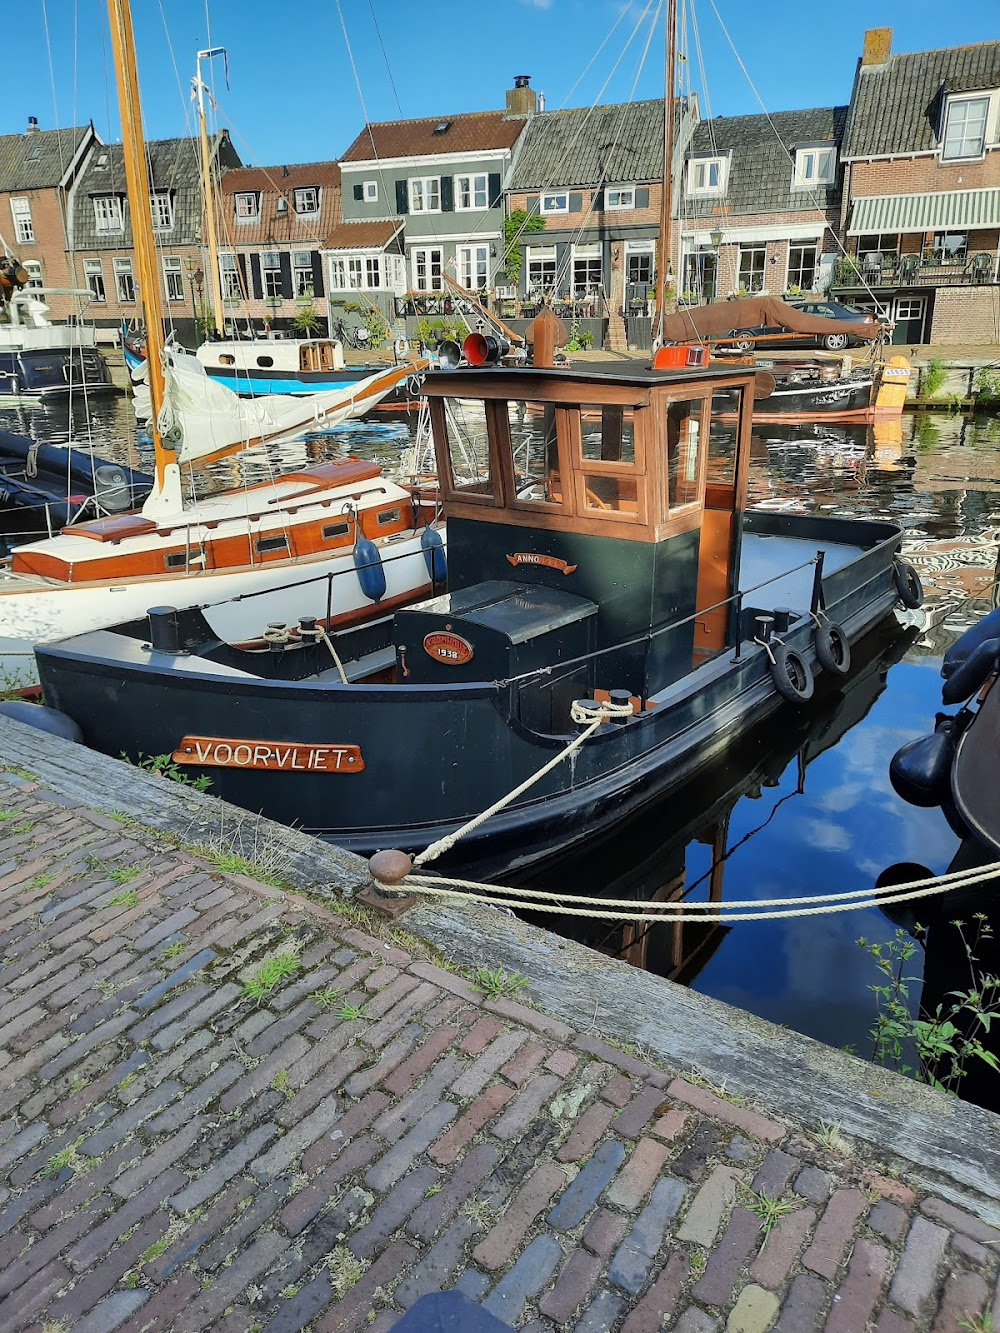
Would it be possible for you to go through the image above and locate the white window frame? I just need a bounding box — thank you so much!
[292,250,314,297]
[526,244,557,295]
[687,157,727,195]
[294,187,319,214]
[455,173,489,211]
[411,245,443,292]
[94,195,124,233]
[23,260,43,289]
[113,257,135,303]
[625,239,655,285]
[84,258,106,302]
[792,147,836,190]
[161,256,183,302]
[10,198,34,244]
[941,95,990,162]
[363,180,378,202]
[409,177,441,214]
[261,251,282,299]
[151,192,174,230]
[738,245,766,294]
[329,257,349,291]
[219,253,241,301]
[235,192,259,221]
[456,243,490,291]
[364,256,382,289]
[607,187,635,211]
[347,256,364,289]
[572,242,602,297]
[540,192,569,215]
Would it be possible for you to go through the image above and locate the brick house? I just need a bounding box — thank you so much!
[677,107,847,310]
[331,79,533,337]
[70,131,241,344]
[0,120,101,320]
[505,99,676,350]
[214,161,340,337]
[833,29,1000,344]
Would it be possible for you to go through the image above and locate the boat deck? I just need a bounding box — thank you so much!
[739,531,857,611]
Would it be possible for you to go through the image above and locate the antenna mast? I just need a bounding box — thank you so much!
[654,0,678,347]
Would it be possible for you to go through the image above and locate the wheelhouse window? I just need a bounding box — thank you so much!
[687,157,726,196]
[162,256,183,302]
[93,195,124,233]
[787,244,817,291]
[293,250,313,296]
[10,198,34,244]
[941,95,989,161]
[113,257,135,303]
[455,174,488,210]
[151,192,174,230]
[738,245,766,294]
[792,147,836,189]
[436,398,495,501]
[572,244,602,297]
[457,244,490,291]
[235,192,259,220]
[577,405,643,520]
[540,192,569,215]
[607,187,635,211]
[411,246,443,292]
[409,177,441,213]
[294,187,319,214]
[84,258,105,302]
[219,253,241,300]
[508,401,565,511]
[526,245,557,296]
[261,251,282,298]
[666,399,707,511]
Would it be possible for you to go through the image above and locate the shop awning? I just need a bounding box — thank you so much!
[848,188,1000,235]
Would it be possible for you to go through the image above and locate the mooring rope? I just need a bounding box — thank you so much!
[263,621,349,685]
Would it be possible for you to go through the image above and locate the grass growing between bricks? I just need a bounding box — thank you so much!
[240,949,301,1005]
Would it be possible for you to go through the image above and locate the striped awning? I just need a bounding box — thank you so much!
[848,188,1000,235]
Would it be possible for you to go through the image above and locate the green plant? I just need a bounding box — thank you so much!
[959,1314,995,1333]
[343,300,389,348]
[815,1120,849,1154]
[241,950,300,1006]
[741,1186,796,1237]
[292,302,322,336]
[109,865,140,885]
[123,752,213,792]
[107,888,139,907]
[973,368,1000,405]
[270,1070,294,1101]
[194,302,218,340]
[472,965,529,1001]
[161,942,185,959]
[0,809,17,821]
[28,872,54,891]
[42,1137,86,1176]
[337,1000,366,1021]
[501,209,546,285]
[858,919,1000,1092]
[328,1245,366,1296]
[10,819,34,834]
[310,986,341,1011]
[922,358,948,399]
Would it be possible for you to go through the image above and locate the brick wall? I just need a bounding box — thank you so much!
[69,243,211,329]
[0,188,77,318]
[507,187,664,234]
[850,152,1000,198]
[681,206,841,298]
[929,286,1000,344]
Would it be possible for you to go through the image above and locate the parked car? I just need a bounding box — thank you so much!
[724,300,878,353]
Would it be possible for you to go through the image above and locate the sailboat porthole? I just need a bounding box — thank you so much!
[256,356,274,368]
[322,521,351,541]
[255,535,289,555]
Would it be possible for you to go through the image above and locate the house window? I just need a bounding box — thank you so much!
[365,256,382,288]
[261,251,282,298]
[93,195,124,233]
[787,245,817,291]
[941,95,989,162]
[607,187,635,211]
[738,245,766,293]
[294,187,319,214]
[857,233,898,259]
[151,192,173,229]
[929,231,968,262]
[792,147,836,189]
[683,250,717,303]
[411,246,443,292]
[23,260,42,289]
[457,244,489,291]
[10,198,34,244]
[626,241,655,286]
[527,245,557,295]
[293,250,313,296]
[572,243,602,297]
[114,257,135,303]
[219,253,241,300]
[409,177,441,213]
[329,257,347,290]
[161,256,183,302]
[687,157,726,195]
[540,192,568,214]
[363,180,378,202]
[455,174,488,210]
[84,258,105,302]
[235,192,259,220]
[348,256,364,288]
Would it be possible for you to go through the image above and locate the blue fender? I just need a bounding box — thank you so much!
[353,534,386,603]
[942,608,1000,680]
[0,699,84,744]
[420,525,447,585]
[889,724,956,808]
[941,636,1000,704]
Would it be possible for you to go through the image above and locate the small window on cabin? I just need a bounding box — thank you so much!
[509,401,564,509]
[256,355,274,368]
[438,398,495,501]
[322,521,351,541]
[256,534,290,555]
[376,508,401,527]
[577,405,642,518]
[579,406,637,465]
[666,399,707,510]
[164,552,188,570]
[219,354,235,365]
[707,394,738,488]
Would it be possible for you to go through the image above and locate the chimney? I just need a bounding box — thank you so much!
[861,28,892,67]
[506,74,537,118]
[26,116,40,134]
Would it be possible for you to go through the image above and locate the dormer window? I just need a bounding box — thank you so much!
[93,194,124,232]
[687,156,727,196]
[792,146,836,190]
[294,187,319,214]
[235,192,259,220]
[151,192,173,230]
[941,95,990,162]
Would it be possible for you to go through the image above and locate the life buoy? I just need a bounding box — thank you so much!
[770,644,814,704]
[394,337,409,360]
[815,621,851,677]
[893,561,923,609]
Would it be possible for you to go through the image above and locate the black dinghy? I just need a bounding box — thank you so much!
[37,360,917,879]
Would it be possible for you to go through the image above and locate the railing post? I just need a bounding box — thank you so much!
[810,551,826,615]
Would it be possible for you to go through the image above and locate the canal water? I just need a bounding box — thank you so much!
[5,395,1000,1104]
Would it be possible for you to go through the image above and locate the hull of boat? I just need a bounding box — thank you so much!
[718,377,881,423]
[0,429,152,530]
[203,364,414,408]
[37,513,903,879]
[0,349,116,400]
[951,680,1000,859]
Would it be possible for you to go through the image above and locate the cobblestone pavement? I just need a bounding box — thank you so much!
[1,776,998,1333]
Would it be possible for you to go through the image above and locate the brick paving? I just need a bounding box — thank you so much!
[1,776,999,1333]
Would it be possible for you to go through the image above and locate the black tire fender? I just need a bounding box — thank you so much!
[893,561,923,609]
[815,621,852,677]
[770,644,815,704]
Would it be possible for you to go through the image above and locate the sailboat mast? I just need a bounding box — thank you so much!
[106,0,169,489]
[196,48,226,338]
[654,0,678,346]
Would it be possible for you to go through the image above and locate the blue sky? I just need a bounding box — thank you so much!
[9,1,1000,166]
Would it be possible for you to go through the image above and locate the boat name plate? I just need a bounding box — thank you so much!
[423,632,475,665]
[505,553,578,575]
[172,736,365,773]
[881,366,911,379]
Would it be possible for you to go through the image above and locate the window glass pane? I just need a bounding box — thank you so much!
[507,402,563,508]
[707,395,738,487]
[579,406,635,464]
[441,399,494,498]
[738,246,766,293]
[666,400,705,508]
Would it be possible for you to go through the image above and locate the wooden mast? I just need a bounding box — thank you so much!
[107,0,175,505]
[653,0,678,348]
[196,48,226,338]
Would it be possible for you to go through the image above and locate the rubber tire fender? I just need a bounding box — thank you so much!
[815,621,852,677]
[893,561,923,609]
[770,644,815,704]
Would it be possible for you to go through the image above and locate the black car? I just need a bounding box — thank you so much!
[725,299,878,353]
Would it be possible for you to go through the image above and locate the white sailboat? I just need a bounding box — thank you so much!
[0,0,442,684]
